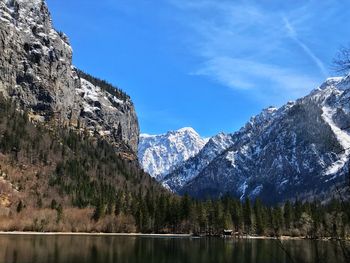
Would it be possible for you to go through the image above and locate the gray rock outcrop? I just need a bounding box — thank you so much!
[0,0,139,154]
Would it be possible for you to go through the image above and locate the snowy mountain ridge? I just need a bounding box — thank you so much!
[138,127,208,180]
[175,74,350,203]
[153,75,350,203]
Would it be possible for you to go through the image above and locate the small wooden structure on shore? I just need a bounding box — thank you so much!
[223,229,233,236]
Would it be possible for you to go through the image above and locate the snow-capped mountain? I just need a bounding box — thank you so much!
[138,127,208,180]
[165,76,350,204]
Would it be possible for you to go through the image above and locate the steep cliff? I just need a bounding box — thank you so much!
[0,0,139,154]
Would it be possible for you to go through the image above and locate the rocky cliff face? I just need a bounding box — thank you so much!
[76,71,139,154]
[0,0,139,154]
[164,77,350,204]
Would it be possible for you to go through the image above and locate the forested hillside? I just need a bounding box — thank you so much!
[0,95,166,232]
[0,96,349,236]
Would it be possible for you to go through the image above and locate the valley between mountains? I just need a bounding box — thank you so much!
[0,0,349,237]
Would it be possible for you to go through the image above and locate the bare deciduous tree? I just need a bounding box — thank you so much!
[333,46,350,74]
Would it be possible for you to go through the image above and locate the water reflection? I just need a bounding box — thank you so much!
[0,235,347,263]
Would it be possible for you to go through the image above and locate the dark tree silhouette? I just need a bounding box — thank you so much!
[333,45,350,74]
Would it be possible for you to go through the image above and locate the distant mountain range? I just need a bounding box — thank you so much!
[139,77,350,203]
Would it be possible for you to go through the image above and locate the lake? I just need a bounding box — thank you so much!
[0,234,347,263]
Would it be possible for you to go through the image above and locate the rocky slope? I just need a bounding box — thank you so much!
[138,127,208,180]
[165,77,350,203]
[0,0,139,154]
[162,132,235,191]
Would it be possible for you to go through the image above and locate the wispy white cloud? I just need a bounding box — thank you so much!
[168,0,330,101]
[283,16,328,77]
[194,57,318,98]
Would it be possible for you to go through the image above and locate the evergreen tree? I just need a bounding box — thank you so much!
[16,200,23,213]
[254,199,266,235]
[272,207,284,236]
[232,200,243,233]
[92,202,105,222]
[223,211,233,230]
[51,199,57,210]
[181,193,191,221]
[56,204,63,223]
[243,197,252,234]
[283,201,293,230]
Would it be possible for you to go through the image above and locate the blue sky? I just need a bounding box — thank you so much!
[46,0,350,137]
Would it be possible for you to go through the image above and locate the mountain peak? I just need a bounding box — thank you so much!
[138,127,208,180]
[177,127,197,133]
[316,75,350,91]
[141,127,200,139]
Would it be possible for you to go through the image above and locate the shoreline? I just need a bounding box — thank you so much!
[0,232,340,241]
[0,231,192,237]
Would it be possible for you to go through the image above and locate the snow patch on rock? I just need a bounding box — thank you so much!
[322,105,350,175]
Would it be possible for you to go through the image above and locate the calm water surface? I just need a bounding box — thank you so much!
[0,234,347,263]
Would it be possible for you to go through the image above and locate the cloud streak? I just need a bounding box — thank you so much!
[169,0,330,101]
[283,16,328,77]
[194,57,318,98]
